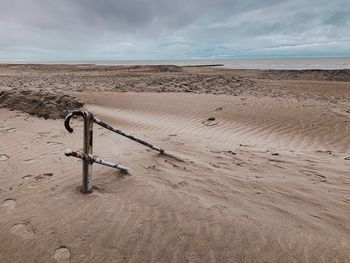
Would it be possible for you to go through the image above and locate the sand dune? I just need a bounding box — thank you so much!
[83,92,350,152]
[1,89,350,262]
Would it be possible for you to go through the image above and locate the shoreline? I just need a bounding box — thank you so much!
[1,56,350,70]
[2,62,350,70]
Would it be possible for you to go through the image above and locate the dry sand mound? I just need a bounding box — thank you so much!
[0,89,83,119]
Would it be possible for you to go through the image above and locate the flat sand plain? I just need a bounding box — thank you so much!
[0,64,350,262]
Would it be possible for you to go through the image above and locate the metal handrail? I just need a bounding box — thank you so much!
[64,110,164,193]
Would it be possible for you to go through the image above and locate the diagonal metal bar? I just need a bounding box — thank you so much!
[64,149,128,173]
[64,110,163,193]
[92,116,165,154]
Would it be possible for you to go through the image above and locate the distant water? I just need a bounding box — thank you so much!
[5,57,350,70]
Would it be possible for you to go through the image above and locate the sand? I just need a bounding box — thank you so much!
[0,89,83,119]
[0,64,350,262]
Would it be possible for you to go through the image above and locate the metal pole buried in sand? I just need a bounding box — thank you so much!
[64,110,94,193]
[64,110,163,194]
[82,111,93,193]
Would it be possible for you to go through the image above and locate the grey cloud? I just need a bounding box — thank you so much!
[324,11,350,26]
[0,0,349,60]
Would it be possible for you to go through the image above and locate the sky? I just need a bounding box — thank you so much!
[0,0,350,61]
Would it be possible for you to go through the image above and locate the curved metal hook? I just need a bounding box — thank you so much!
[64,110,92,133]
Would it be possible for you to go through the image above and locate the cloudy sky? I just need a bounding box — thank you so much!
[0,0,350,61]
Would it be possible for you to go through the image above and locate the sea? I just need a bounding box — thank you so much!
[4,57,350,70]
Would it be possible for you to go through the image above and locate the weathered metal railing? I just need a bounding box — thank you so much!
[64,110,164,193]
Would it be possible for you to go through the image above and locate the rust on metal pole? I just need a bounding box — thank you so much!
[64,109,162,194]
[64,149,129,173]
[64,110,94,194]
[92,116,164,154]
[82,112,93,193]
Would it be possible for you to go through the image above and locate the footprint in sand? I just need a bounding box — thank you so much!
[0,154,9,161]
[22,159,35,164]
[22,175,33,180]
[164,159,182,168]
[223,150,237,156]
[46,141,63,146]
[22,173,53,181]
[34,173,54,180]
[1,199,16,213]
[10,223,34,240]
[300,169,327,182]
[54,247,71,263]
[0,127,16,133]
[202,117,219,126]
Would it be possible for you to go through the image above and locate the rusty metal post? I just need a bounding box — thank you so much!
[64,110,94,194]
[64,109,162,193]
[82,112,93,193]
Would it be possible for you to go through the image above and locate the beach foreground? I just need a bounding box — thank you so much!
[0,65,350,262]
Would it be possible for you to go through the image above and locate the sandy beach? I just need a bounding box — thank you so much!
[0,64,350,262]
